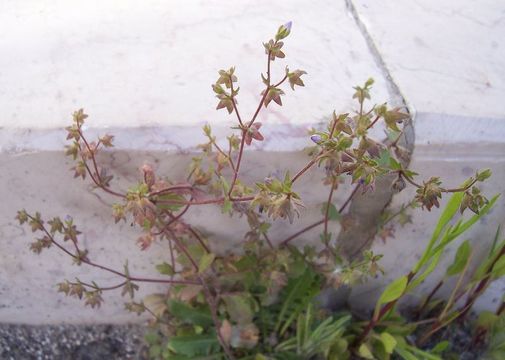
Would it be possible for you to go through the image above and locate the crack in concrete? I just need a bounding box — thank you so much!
[345,0,411,111]
[335,0,416,260]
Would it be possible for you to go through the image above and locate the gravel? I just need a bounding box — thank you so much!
[0,320,488,359]
[0,324,149,360]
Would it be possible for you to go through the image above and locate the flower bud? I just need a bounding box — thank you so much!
[142,164,155,188]
[311,134,322,144]
[275,21,292,40]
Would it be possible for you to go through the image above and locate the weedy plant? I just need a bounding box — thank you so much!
[16,23,502,359]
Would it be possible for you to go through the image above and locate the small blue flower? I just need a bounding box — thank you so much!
[311,134,322,144]
[284,21,292,31]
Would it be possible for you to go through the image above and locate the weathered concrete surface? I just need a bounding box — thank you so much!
[0,0,390,130]
[0,0,395,324]
[350,0,505,118]
[348,0,505,313]
[1,0,504,324]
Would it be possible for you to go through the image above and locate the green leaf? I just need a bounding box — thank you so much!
[384,109,409,132]
[474,239,505,281]
[358,343,374,359]
[143,294,168,318]
[408,248,444,291]
[394,346,417,360]
[448,195,499,240]
[156,262,175,275]
[491,254,505,278]
[377,149,392,167]
[222,198,232,214]
[380,332,397,354]
[431,340,449,354]
[488,226,502,256]
[410,196,497,292]
[405,344,442,360]
[390,157,402,171]
[476,168,492,182]
[198,253,215,273]
[377,276,408,306]
[167,334,220,356]
[446,240,471,276]
[413,192,464,273]
[219,176,230,193]
[222,293,254,325]
[427,195,499,271]
[321,202,340,221]
[284,171,292,187]
[155,192,185,212]
[144,332,160,345]
[168,300,213,327]
[275,268,322,336]
[476,311,499,329]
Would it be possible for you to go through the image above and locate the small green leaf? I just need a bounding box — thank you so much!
[380,332,397,354]
[446,240,471,276]
[167,334,220,356]
[377,276,408,307]
[431,340,450,354]
[156,192,185,212]
[168,300,213,327]
[156,262,175,275]
[390,157,402,170]
[143,294,168,318]
[321,202,340,221]
[358,343,374,359]
[219,176,230,193]
[491,254,505,277]
[406,344,443,360]
[394,346,417,360]
[377,149,391,167]
[222,294,254,324]
[198,253,215,273]
[222,198,232,214]
[413,191,465,273]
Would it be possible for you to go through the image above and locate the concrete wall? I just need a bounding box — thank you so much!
[1,0,504,323]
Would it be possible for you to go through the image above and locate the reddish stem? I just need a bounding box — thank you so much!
[280,184,359,246]
[77,128,125,198]
[156,195,254,206]
[355,271,415,346]
[28,214,198,286]
[148,185,194,198]
[458,244,505,319]
[280,219,325,247]
[75,280,127,291]
[163,210,210,254]
[416,279,444,319]
[291,151,330,184]
[366,115,381,131]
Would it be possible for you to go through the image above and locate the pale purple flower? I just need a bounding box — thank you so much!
[311,134,322,144]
